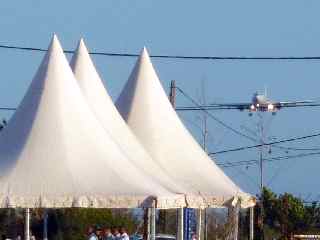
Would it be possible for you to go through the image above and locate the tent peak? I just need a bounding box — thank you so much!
[140,46,150,58]
[47,34,64,56]
[51,33,59,44]
[78,38,86,48]
[70,38,94,77]
[137,46,154,70]
[74,38,90,57]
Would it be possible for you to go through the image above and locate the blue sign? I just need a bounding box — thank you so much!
[183,208,193,240]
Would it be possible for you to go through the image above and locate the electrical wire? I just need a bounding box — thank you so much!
[0,107,16,111]
[210,133,320,155]
[275,145,320,151]
[2,43,320,61]
[217,151,320,168]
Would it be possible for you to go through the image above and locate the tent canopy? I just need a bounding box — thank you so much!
[0,36,184,209]
[70,39,186,194]
[116,48,255,208]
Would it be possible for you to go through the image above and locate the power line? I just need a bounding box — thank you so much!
[0,107,16,111]
[217,151,320,168]
[275,145,320,152]
[210,133,320,155]
[2,43,320,61]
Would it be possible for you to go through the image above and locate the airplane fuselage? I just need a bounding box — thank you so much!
[250,93,276,112]
[252,93,270,105]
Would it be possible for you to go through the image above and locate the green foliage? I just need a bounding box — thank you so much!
[276,192,306,236]
[157,209,176,235]
[243,187,320,240]
[0,209,139,240]
[262,187,278,228]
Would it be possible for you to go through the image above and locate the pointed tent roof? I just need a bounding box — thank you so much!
[116,48,254,208]
[0,36,184,209]
[70,39,186,195]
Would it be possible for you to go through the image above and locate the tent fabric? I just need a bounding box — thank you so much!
[70,39,186,195]
[0,36,185,209]
[116,48,255,208]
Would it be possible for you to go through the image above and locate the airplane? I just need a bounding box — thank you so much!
[176,90,320,115]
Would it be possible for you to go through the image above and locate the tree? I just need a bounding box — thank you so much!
[241,188,320,239]
[157,209,177,235]
[276,193,307,239]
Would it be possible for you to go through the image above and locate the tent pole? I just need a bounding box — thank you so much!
[177,208,184,240]
[150,202,156,240]
[143,208,151,240]
[25,208,30,240]
[43,210,48,240]
[196,209,202,240]
[233,206,239,240]
[249,207,254,240]
[203,209,207,240]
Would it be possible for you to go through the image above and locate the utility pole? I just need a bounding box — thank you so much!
[169,80,176,108]
[169,81,184,240]
[200,81,208,240]
[258,113,265,240]
[202,109,208,240]
[170,80,211,240]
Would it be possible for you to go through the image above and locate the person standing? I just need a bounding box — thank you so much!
[95,226,103,240]
[120,227,129,240]
[87,226,98,240]
[103,228,114,240]
[112,228,121,240]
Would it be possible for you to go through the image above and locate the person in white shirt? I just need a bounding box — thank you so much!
[103,227,114,240]
[112,228,121,240]
[87,226,98,240]
[119,227,129,240]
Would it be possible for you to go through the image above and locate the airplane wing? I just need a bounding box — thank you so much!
[176,103,253,111]
[276,100,320,108]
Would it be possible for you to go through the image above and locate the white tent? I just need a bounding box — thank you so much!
[0,36,184,209]
[116,48,255,208]
[70,39,186,194]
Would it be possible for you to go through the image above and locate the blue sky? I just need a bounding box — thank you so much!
[0,1,320,200]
